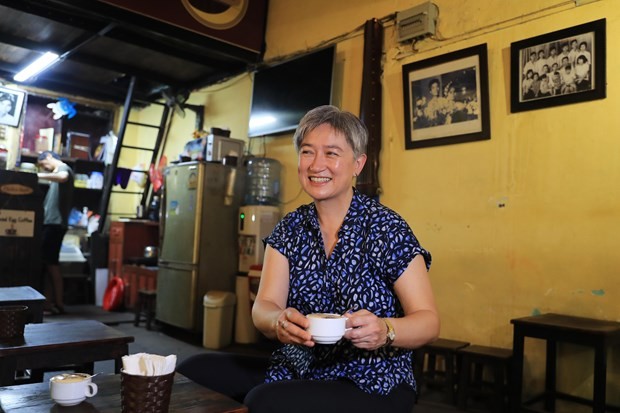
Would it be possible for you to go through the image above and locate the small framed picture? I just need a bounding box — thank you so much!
[402,44,490,150]
[0,86,26,127]
[510,19,606,113]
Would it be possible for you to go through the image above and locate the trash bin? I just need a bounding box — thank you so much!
[203,291,236,349]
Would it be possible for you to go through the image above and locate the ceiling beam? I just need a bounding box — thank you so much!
[68,53,181,89]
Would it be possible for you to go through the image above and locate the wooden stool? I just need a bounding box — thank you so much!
[457,345,513,413]
[134,289,157,330]
[415,338,470,403]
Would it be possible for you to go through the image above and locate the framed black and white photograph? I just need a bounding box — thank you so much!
[402,44,490,150]
[0,86,26,127]
[510,18,606,113]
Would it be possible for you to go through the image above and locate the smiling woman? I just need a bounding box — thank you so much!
[246,105,440,413]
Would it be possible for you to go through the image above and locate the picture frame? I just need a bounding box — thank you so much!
[402,44,490,150]
[510,18,606,113]
[0,86,26,127]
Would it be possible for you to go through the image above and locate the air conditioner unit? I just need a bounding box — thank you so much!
[396,2,439,43]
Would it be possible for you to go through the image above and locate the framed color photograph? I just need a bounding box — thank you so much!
[510,18,606,113]
[402,44,490,150]
[0,86,26,127]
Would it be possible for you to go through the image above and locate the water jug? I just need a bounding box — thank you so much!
[244,157,281,206]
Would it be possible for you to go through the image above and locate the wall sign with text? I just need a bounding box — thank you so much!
[0,209,35,237]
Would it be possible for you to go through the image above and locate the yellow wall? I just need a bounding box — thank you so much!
[131,0,620,402]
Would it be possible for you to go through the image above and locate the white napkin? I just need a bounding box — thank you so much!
[122,353,177,376]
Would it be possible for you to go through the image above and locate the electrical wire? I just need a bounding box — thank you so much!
[438,0,574,42]
[251,11,397,71]
[394,0,578,60]
[196,71,252,93]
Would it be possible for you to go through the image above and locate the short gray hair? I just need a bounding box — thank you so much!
[293,105,367,158]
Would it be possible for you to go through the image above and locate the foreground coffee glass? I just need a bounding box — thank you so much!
[49,373,98,406]
[307,313,347,344]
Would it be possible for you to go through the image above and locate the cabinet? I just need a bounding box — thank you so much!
[108,220,159,279]
[120,265,157,309]
[0,170,43,290]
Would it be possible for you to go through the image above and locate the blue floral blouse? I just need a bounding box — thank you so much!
[263,188,432,395]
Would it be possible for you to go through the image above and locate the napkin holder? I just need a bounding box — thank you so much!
[121,370,175,413]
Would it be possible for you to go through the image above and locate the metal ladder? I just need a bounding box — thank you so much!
[97,76,171,232]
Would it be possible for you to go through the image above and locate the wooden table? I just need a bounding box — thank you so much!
[0,372,248,412]
[511,313,620,413]
[0,320,134,386]
[0,286,45,323]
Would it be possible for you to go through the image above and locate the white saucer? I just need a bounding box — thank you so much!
[312,335,342,344]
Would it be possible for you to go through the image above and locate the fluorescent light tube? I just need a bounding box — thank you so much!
[14,52,60,82]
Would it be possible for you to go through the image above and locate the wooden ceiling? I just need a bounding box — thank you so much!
[0,0,267,105]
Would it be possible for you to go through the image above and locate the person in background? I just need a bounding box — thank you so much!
[539,73,552,97]
[423,78,447,126]
[534,49,547,76]
[576,41,591,67]
[530,72,541,98]
[546,45,559,70]
[574,55,591,91]
[568,39,580,66]
[557,42,571,66]
[247,105,440,413]
[560,64,577,94]
[522,69,535,100]
[551,71,563,95]
[37,151,74,315]
[522,51,537,79]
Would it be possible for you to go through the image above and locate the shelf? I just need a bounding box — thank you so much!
[20,152,105,169]
[74,187,103,192]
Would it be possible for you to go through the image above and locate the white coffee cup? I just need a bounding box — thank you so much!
[307,313,347,344]
[49,373,98,406]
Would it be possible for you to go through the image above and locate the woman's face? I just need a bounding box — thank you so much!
[297,123,366,204]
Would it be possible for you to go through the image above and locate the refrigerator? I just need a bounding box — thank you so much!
[157,161,243,331]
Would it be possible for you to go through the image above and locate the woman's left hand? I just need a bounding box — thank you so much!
[343,309,387,350]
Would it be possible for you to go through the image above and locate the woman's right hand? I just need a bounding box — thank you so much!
[275,308,314,347]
